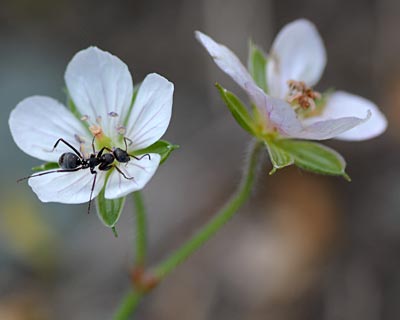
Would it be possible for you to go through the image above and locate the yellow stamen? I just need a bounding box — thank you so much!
[286,80,321,111]
[89,125,112,150]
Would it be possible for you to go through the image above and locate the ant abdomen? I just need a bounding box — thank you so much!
[59,152,82,169]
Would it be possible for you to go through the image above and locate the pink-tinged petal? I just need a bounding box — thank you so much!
[28,169,106,204]
[267,19,327,98]
[244,82,303,135]
[65,47,133,140]
[244,82,370,140]
[195,31,255,90]
[104,154,161,199]
[310,91,387,141]
[297,112,371,140]
[9,96,90,162]
[125,73,174,151]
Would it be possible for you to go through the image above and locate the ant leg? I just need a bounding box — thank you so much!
[113,165,134,180]
[90,136,114,156]
[97,146,113,158]
[123,137,133,151]
[129,153,151,161]
[53,138,82,158]
[95,146,114,164]
[17,167,83,183]
[87,171,97,214]
[91,136,96,154]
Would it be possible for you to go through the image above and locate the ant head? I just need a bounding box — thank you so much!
[114,148,130,163]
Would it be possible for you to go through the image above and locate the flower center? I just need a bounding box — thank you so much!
[78,112,128,154]
[286,80,321,115]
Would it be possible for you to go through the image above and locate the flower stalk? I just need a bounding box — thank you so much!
[113,140,263,319]
[153,140,262,279]
[113,290,144,320]
[133,191,147,267]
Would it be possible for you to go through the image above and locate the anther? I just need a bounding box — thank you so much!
[286,80,321,110]
[90,125,103,138]
[74,134,86,144]
[117,126,126,135]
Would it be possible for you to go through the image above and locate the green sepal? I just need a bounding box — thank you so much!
[265,142,294,175]
[96,185,126,230]
[248,41,268,93]
[32,162,59,172]
[271,139,350,180]
[133,140,179,165]
[216,83,256,135]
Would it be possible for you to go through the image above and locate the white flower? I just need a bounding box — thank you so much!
[195,19,387,141]
[9,47,174,204]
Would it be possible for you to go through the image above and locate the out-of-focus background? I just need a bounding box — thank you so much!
[1,0,399,319]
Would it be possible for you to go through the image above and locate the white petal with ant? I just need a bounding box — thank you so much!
[10,46,174,213]
[105,153,161,199]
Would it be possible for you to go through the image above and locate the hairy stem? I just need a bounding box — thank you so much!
[153,140,262,279]
[113,140,263,319]
[133,191,147,267]
[113,290,144,320]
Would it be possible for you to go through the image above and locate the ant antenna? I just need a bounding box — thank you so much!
[124,137,133,150]
[123,136,151,161]
[130,153,151,161]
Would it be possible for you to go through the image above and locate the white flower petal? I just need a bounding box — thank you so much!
[195,31,255,90]
[125,74,173,150]
[310,91,387,141]
[244,83,370,140]
[28,169,106,204]
[9,96,90,162]
[267,19,327,98]
[104,153,161,199]
[296,112,371,140]
[65,46,133,140]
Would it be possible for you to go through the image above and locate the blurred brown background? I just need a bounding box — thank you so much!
[0,0,399,319]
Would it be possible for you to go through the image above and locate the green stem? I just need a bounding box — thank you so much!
[133,191,147,267]
[113,290,144,320]
[112,140,263,319]
[112,192,147,320]
[153,140,262,279]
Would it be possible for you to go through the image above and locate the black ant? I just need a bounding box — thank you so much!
[18,137,150,214]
